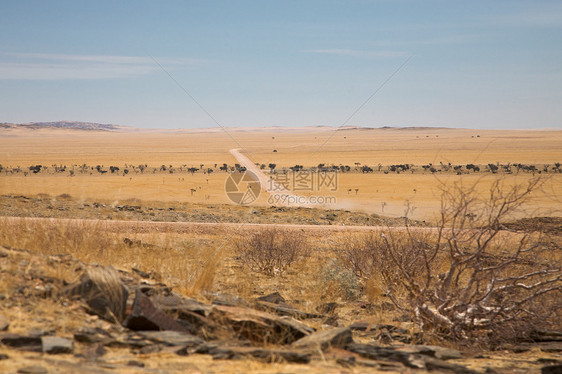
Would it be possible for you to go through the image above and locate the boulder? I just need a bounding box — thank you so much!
[17,366,47,374]
[123,292,187,333]
[193,343,311,363]
[397,345,462,360]
[0,333,42,352]
[292,327,353,351]
[255,300,324,319]
[41,336,73,354]
[347,343,477,373]
[347,343,425,369]
[137,330,203,348]
[256,292,286,304]
[208,305,313,344]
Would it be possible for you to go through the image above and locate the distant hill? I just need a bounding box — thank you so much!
[0,121,128,131]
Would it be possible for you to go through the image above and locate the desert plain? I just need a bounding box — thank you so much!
[0,124,561,373]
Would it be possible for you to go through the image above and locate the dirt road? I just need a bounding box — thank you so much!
[229,148,340,209]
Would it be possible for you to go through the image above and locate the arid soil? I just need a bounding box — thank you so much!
[1,245,561,374]
[1,126,561,373]
[0,194,423,227]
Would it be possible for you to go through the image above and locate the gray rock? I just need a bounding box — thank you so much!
[255,300,324,319]
[193,344,311,363]
[124,292,188,332]
[0,333,42,352]
[398,345,463,360]
[347,343,426,369]
[137,330,203,347]
[423,356,479,373]
[127,360,145,367]
[292,327,353,350]
[42,336,73,354]
[17,366,47,374]
[256,292,286,304]
[208,305,314,345]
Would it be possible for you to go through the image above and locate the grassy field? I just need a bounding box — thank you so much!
[1,126,561,220]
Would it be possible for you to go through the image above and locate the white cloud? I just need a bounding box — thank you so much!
[486,3,562,28]
[305,49,409,58]
[0,53,206,80]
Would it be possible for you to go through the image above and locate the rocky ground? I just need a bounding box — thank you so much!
[0,194,425,227]
[1,245,561,373]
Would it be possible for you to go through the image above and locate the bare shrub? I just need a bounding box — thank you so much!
[235,228,308,276]
[339,177,562,345]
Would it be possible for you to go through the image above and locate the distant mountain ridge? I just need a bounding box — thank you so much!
[0,121,127,131]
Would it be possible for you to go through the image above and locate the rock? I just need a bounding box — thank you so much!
[504,342,562,353]
[85,343,106,357]
[0,333,42,352]
[349,320,376,331]
[17,366,47,374]
[0,353,9,360]
[208,305,314,344]
[131,267,151,278]
[207,292,248,307]
[293,327,353,351]
[124,292,188,332]
[347,343,426,369]
[423,356,480,373]
[256,292,286,304]
[542,364,562,374]
[139,344,163,354]
[151,294,211,316]
[28,328,55,338]
[348,343,476,373]
[127,360,145,367]
[538,358,561,365]
[0,313,9,331]
[137,284,172,297]
[74,327,109,344]
[150,294,223,337]
[254,293,324,319]
[539,342,562,353]
[41,336,73,354]
[59,266,128,322]
[137,330,203,348]
[255,300,324,319]
[398,345,463,360]
[194,344,311,363]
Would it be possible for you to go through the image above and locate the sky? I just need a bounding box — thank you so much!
[0,0,561,130]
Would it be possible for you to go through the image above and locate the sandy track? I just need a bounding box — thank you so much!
[229,148,336,208]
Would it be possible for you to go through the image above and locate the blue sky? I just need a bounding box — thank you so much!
[1,0,561,129]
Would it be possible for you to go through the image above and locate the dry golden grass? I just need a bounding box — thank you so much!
[1,127,561,220]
